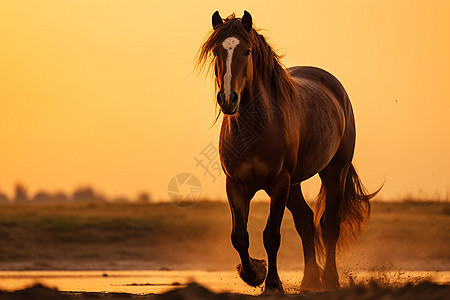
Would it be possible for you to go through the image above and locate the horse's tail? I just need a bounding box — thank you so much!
[312,185,327,263]
[313,164,381,264]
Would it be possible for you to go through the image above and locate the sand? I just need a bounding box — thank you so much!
[0,282,448,300]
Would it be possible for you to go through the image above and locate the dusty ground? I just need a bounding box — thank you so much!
[0,282,448,300]
[0,200,448,272]
[0,201,448,298]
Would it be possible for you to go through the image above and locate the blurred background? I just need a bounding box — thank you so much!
[0,1,449,286]
[1,0,449,203]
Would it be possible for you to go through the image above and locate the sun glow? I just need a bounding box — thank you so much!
[0,0,449,201]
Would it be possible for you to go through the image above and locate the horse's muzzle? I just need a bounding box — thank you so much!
[217,91,239,115]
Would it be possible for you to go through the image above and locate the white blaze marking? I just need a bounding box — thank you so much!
[222,37,240,101]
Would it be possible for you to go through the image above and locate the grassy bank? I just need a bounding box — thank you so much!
[0,201,448,271]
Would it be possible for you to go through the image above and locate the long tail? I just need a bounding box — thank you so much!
[313,164,381,265]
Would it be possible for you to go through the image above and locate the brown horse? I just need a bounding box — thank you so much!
[196,11,380,292]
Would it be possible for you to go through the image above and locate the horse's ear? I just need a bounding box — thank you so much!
[212,11,223,29]
[242,10,252,32]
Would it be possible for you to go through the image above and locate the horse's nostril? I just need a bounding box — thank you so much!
[231,92,238,104]
[217,92,225,105]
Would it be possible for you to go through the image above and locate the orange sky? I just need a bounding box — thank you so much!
[0,0,449,201]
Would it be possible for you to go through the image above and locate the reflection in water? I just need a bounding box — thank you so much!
[0,270,448,294]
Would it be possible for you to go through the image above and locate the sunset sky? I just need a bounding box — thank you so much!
[0,0,449,201]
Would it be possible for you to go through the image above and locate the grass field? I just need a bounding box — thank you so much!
[0,200,448,272]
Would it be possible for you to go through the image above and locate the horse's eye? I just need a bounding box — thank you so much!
[212,50,217,57]
[245,49,251,57]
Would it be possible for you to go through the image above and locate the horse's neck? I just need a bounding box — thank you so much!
[223,82,277,139]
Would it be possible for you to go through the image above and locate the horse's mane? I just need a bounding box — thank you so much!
[196,14,297,126]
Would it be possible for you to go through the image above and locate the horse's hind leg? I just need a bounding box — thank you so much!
[286,184,321,291]
[319,164,349,289]
[226,177,267,287]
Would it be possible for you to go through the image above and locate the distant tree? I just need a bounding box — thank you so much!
[72,187,105,203]
[14,184,28,203]
[0,192,10,204]
[33,191,52,203]
[95,194,107,203]
[113,196,129,203]
[137,192,151,203]
[72,187,96,202]
[31,191,69,204]
[53,192,68,203]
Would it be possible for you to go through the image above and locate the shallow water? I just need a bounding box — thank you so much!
[0,270,448,294]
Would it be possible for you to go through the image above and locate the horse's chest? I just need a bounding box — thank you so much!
[219,117,288,187]
[223,155,273,186]
[220,136,285,188]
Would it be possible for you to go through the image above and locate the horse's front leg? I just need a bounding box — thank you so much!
[226,177,267,287]
[263,171,290,293]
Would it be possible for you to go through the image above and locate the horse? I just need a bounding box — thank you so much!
[196,11,380,293]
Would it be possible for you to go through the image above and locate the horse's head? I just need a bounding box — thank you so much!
[210,11,254,115]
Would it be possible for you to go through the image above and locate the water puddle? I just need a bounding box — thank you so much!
[0,270,447,294]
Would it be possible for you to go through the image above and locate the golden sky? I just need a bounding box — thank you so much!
[0,0,449,201]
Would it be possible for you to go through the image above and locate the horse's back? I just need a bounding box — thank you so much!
[287,66,355,181]
[287,66,352,114]
[288,65,356,147]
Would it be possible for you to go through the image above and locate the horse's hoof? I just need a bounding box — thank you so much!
[236,258,267,287]
[263,277,284,294]
[262,286,284,294]
[321,273,340,290]
[262,282,284,295]
[322,281,340,290]
[300,277,323,292]
[300,269,322,291]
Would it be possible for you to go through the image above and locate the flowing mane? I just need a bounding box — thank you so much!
[196,14,297,123]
